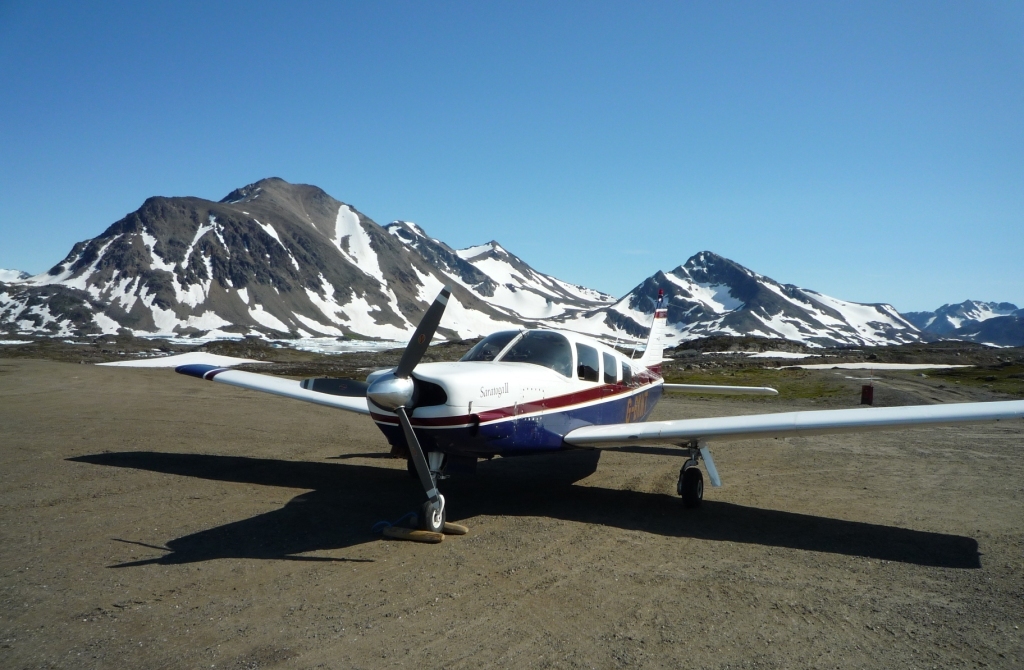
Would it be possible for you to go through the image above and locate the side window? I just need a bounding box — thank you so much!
[603,352,617,384]
[621,361,633,386]
[576,344,599,382]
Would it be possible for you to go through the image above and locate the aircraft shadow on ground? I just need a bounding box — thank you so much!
[69,451,980,569]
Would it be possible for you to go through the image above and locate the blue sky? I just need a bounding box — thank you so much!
[1,1,1021,312]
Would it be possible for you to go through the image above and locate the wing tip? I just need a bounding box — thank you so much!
[175,364,226,380]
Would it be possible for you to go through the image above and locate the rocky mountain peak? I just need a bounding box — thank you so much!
[220,177,290,204]
[682,250,728,269]
[385,221,429,243]
[582,251,919,348]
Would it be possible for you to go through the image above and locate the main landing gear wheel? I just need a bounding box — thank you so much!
[420,494,446,533]
[678,466,703,509]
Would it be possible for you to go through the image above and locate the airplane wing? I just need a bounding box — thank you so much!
[664,383,778,395]
[563,399,1024,448]
[176,364,371,415]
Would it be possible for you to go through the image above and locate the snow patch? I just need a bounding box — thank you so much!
[254,219,285,248]
[292,313,345,337]
[182,217,216,266]
[140,231,176,272]
[248,305,290,332]
[0,269,29,283]
[333,205,385,284]
[456,243,495,260]
[747,351,814,359]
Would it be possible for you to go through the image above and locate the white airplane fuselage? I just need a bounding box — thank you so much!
[368,329,663,459]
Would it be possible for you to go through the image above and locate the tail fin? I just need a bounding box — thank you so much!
[636,289,668,371]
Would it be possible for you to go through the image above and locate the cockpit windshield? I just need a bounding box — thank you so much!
[497,331,573,377]
[460,330,521,362]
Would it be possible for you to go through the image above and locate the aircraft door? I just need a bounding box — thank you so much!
[514,396,545,448]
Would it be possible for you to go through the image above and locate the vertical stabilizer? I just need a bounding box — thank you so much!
[637,289,668,371]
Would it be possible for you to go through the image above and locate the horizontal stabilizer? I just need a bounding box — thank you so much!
[664,383,778,395]
[564,399,1024,447]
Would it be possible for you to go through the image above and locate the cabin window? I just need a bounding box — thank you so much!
[461,330,520,362]
[621,361,633,386]
[576,344,599,382]
[499,331,573,377]
[603,352,617,384]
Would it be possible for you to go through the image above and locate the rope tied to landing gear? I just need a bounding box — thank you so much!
[370,512,417,534]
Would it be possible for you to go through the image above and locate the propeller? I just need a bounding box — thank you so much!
[395,286,451,378]
[365,286,452,532]
[365,286,450,412]
[297,286,451,407]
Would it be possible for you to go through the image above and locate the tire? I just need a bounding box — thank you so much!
[420,495,446,533]
[680,467,703,509]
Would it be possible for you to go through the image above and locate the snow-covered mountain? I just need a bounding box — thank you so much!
[0,269,29,283]
[6,176,1006,349]
[0,178,612,341]
[904,301,1023,347]
[385,221,612,321]
[556,252,921,348]
[903,300,1018,335]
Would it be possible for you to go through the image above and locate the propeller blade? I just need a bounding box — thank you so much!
[396,407,439,504]
[395,286,451,379]
[299,378,369,397]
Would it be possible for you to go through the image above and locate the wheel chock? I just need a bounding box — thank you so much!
[382,527,444,543]
[442,522,469,535]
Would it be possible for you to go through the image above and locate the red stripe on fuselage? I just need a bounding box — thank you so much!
[371,376,661,427]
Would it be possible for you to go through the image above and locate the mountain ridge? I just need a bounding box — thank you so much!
[2,177,1018,348]
[904,300,1023,347]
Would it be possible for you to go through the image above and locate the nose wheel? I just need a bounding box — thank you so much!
[420,494,446,533]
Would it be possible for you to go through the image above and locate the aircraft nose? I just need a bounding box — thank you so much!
[366,374,415,411]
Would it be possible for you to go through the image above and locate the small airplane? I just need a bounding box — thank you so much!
[177,287,1024,533]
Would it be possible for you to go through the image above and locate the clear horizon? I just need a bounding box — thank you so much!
[1,2,1021,313]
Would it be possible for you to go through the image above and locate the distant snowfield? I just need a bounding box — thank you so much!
[783,362,972,371]
[747,351,814,359]
[698,351,813,359]
[287,337,406,354]
[97,352,266,368]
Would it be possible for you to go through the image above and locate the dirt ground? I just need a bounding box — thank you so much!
[1,358,1022,669]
